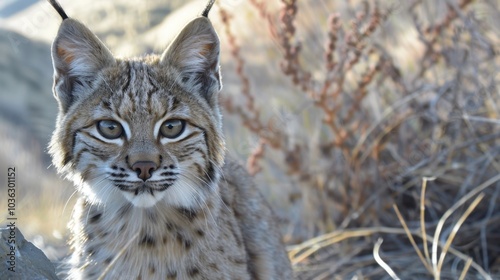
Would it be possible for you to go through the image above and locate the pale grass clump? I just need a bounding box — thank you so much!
[218,0,500,278]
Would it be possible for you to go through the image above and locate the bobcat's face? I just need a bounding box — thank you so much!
[49,17,224,209]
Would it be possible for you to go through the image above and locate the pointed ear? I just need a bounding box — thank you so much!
[161,17,221,104]
[51,19,115,112]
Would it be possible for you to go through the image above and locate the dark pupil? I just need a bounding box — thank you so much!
[167,124,174,130]
[107,124,117,131]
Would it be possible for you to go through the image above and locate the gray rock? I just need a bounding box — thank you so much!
[0,226,59,280]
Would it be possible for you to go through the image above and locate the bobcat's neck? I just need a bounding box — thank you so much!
[69,191,223,279]
[78,190,221,239]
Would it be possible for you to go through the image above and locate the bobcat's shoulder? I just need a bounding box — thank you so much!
[220,159,293,279]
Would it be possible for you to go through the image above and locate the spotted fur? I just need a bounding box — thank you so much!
[48,1,292,279]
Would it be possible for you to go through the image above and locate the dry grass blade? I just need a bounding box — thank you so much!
[462,115,500,125]
[288,227,404,265]
[431,174,500,274]
[436,193,485,278]
[420,177,434,267]
[289,226,492,279]
[393,204,433,274]
[459,258,473,280]
[373,238,401,280]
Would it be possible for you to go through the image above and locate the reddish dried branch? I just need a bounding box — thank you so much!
[247,140,266,176]
[224,0,395,174]
[219,8,256,118]
[219,5,289,173]
[320,13,341,100]
[345,56,384,122]
[411,0,475,81]
[277,0,312,92]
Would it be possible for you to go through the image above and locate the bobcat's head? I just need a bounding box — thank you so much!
[49,4,224,209]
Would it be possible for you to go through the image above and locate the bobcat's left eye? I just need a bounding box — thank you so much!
[160,120,185,139]
[97,120,123,139]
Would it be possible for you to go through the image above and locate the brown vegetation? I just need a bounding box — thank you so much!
[218,0,500,278]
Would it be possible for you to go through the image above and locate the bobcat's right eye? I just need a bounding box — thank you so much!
[160,119,186,139]
[97,120,123,139]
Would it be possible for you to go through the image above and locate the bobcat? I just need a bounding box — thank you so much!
[46,0,292,279]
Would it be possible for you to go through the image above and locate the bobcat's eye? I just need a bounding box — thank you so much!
[97,120,123,139]
[160,119,185,139]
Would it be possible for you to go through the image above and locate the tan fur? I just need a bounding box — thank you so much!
[48,6,292,280]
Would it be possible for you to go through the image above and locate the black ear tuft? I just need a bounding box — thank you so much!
[47,0,68,20]
[201,0,216,18]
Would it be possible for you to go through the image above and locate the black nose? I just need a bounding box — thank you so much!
[132,161,158,181]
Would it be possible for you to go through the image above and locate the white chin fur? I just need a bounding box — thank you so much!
[162,179,204,209]
[122,191,167,208]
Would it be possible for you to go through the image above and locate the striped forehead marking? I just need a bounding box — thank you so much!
[121,61,160,98]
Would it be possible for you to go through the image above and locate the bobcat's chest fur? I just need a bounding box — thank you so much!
[70,187,250,280]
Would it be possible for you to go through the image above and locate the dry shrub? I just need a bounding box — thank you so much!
[218,0,500,279]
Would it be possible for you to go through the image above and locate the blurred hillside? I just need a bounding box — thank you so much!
[1,0,499,279]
